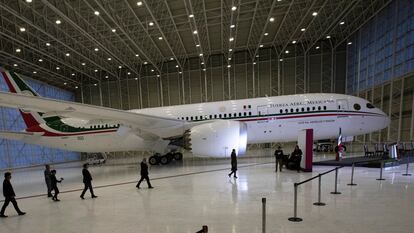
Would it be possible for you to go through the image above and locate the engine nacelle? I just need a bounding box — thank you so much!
[188,120,247,158]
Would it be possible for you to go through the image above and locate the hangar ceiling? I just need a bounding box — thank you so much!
[0,0,391,90]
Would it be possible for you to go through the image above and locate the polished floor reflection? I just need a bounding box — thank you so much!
[1,155,413,233]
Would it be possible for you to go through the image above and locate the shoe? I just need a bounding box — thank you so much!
[234,176,238,179]
[228,174,231,178]
[136,186,140,189]
[148,186,154,189]
[47,194,53,198]
[91,195,98,198]
[18,212,26,216]
[54,199,60,202]
[0,214,7,218]
[80,195,85,199]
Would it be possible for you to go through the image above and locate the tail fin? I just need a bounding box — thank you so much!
[0,70,45,128]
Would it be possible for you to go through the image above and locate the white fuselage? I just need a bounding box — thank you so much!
[21,93,390,154]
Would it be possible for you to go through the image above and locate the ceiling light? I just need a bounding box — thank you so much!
[13,64,18,67]
[157,74,160,77]
[229,49,233,52]
[94,11,100,16]
[137,1,143,6]
[105,75,108,79]
[170,57,174,61]
[144,61,148,65]
[94,83,97,86]
[196,44,200,47]
[72,73,75,76]
[227,65,231,68]
[315,46,320,49]
[269,17,275,22]
[285,50,289,54]
[134,78,138,80]
[231,6,237,11]
[229,37,234,42]
[259,44,264,48]
[230,24,235,28]
[64,82,67,85]
[348,42,352,45]
[149,22,154,26]
[189,14,194,18]
[228,57,232,60]
[127,72,131,75]
[32,71,37,74]
[158,37,163,40]
[65,53,70,56]
[175,65,179,68]
[15,48,21,53]
[94,69,98,72]
[339,21,345,25]
[151,69,154,72]
[56,67,60,70]
[256,55,259,57]
[118,65,122,69]
[55,20,61,25]
[301,28,306,32]
[38,59,43,62]
[135,54,139,57]
[326,35,331,39]
[107,57,111,61]
[26,0,32,3]
[203,69,206,71]
[279,58,283,61]
[253,62,256,65]
[264,32,269,36]
[199,53,203,56]
[179,71,182,74]
[292,40,296,44]
[112,29,116,33]
[201,62,204,65]
[81,62,86,66]
[75,86,79,89]
[20,27,26,32]
[94,48,99,52]
[193,30,198,34]
[312,12,318,16]
[46,42,51,46]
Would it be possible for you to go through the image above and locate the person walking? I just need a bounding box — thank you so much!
[136,158,153,189]
[50,170,63,201]
[274,146,284,172]
[80,164,97,199]
[0,172,26,217]
[228,149,238,178]
[44,164,52,197]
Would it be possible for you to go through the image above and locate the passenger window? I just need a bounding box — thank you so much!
[318,106,321,110]
[290,109,293,113]
[209,115,212,119]
[186,117,189,120]
[243,112,247,116]
[280,109,283,114]
[234,113,237,117]
[214,115,217,119]
[366,103,375,109]
[312,106,315,111]
[296,108,299,112]
[224,114,227,118]
[219,114,222,118]
[249,112,252,116]
[248,105,251,108]
[323,106,327,110]
[285,109,288,113]
[195,116,198,120]
[353,103,361,111]
[307,107,310,111]
[190,116,193,120]
[239,112,242,117]
[301,108,304,112]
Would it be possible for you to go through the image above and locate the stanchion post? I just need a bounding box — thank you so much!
[377,161,386,180]
[288,183,303,222]
[402,163,411,176]
[331,167,341,194]
[313,174,326,206]
[347,163,357,186]
[262,197,266,233]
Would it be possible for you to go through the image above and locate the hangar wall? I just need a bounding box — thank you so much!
[347,0,414,143]
[0,76,80,169]
[80,48,347,110]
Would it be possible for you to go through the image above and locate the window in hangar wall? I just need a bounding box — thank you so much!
[0,74,80,169]
[346,0,414,94]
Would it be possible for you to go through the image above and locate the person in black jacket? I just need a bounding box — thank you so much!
[50,170,63,202]
[274,146,284,172]
[136,158,153,189]
[80,164,97,199]
[44,164,52,197]
[228,149,238,178]
[288,145,303,173]
[0,172,25,218]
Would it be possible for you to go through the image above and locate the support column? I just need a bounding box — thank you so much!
[298,129,313,172]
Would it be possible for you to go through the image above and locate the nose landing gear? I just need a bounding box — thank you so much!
[149,152,183,165]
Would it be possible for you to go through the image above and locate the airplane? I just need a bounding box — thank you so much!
[0,69,390,165]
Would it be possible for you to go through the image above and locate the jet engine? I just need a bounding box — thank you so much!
[185,120,247,157]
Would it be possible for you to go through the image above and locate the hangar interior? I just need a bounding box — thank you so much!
[0,0,414,232]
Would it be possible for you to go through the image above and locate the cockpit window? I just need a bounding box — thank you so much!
[366,103,375,109]
[353,103,361,111]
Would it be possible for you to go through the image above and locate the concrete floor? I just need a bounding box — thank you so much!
[0,154,413,233]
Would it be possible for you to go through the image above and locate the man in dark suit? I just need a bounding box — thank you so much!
[274,146,284,172]
[80,164,97,199]
[44,164,52,197]
[136,158,153,189]
[0,172,26,217]
[228,149,238,178]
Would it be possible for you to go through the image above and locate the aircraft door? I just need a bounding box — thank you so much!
[257,105,268,116]
[336,99,349,110]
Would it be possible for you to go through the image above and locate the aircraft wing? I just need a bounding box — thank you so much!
[0,91,186,138]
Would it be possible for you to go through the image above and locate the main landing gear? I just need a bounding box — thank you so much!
[149,152,183,165]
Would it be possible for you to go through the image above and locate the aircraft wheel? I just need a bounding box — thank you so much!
[174,152,183,161]
[149,155,160,165]
[160,155,170,165]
